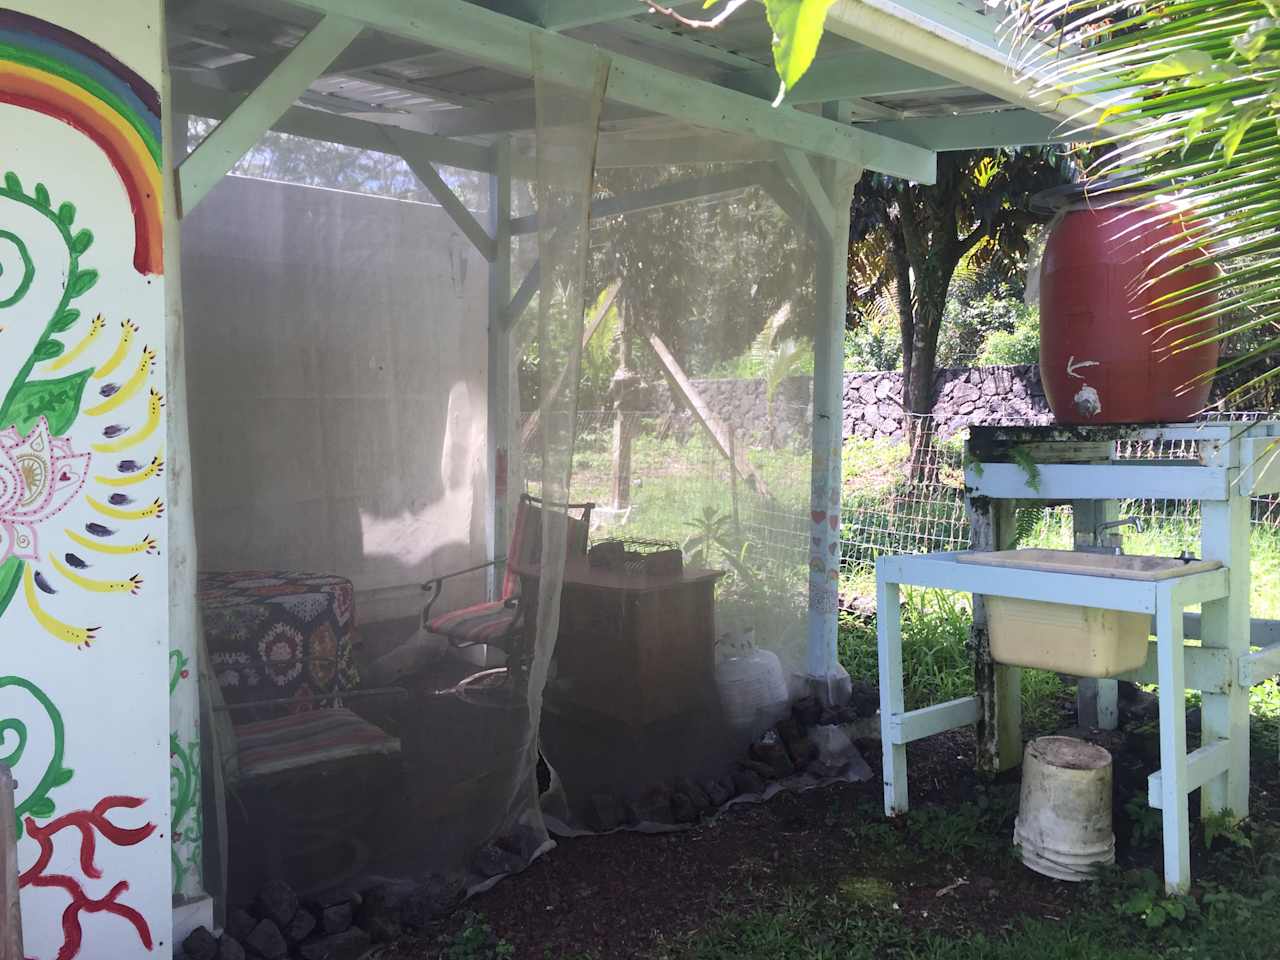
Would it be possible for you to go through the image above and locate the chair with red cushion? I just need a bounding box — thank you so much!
[421,493,593,680]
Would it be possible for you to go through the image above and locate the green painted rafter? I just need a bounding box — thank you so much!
[778,149,835,242]
[387,128,497,260]
[859,109,1062,150]
[721,49,957,104]
[172,76,495,173]
[287,0,937,181]
[542,0,649,30]
[177,13,364,214]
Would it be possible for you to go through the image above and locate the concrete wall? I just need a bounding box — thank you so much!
[181,177,491,622]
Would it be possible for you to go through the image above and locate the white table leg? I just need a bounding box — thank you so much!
[1156,586,1191,894]
[1200,490,1251,819]
[877,575,907,815]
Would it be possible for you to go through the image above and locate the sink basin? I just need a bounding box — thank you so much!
[955,550,1222,677]
[957,548,1222,581]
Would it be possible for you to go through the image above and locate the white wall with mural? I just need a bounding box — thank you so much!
[0,2,173,957]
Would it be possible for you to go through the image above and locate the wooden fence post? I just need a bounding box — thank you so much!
[0,764,22,960]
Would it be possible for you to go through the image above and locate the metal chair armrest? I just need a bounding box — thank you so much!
[422,557,506,625]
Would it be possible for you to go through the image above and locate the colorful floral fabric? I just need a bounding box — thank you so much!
[199,570,360,713]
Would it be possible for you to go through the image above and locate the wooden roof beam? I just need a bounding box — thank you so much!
[172,75,495,172]
[286,0,937,181]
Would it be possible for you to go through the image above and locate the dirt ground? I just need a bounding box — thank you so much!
[367,690,1280,960]
[375,711,1274,960]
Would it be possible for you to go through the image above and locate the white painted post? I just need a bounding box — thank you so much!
[164,96,208,907]
[877,575,908,814]
[1073,499,1119,730]
[1155,582,1191,894]
[804,143,860,704]
[1,765,21,960]
[1199,436,1251,818]
[486,139,512,599]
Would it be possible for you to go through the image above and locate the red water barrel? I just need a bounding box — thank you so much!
[1038,202,1219,424]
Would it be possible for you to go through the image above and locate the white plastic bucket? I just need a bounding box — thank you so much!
[1014,736,1115,881]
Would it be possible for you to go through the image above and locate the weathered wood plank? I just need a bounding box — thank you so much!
[966,463,1230,502]
[1,764,22,960]
[968,498,1022,774]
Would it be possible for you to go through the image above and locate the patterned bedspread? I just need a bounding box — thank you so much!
[198,570,360,711]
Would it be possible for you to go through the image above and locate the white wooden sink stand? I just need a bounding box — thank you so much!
[875,421,1280,894]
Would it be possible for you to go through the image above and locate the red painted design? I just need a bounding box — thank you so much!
[19,795,157,960]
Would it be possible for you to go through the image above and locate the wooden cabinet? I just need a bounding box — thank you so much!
[522,563,722,729]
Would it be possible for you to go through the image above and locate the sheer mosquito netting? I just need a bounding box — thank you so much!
[177,34,857,916]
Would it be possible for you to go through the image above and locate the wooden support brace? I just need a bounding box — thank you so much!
[177,14,364,215]
[889,696,979,744]
[646,331,770,498]
[1183,612,1280,648]
[521,281,621,447]
[505,260,540,330]
[1112,642,1233,694]
[777,148,835,242]
[754,166,811,229]
[389,128,497,260]
[1241,639,1280,687]
[1148,739,1232,809]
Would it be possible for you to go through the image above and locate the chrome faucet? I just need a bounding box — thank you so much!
[1092,516,1145,554]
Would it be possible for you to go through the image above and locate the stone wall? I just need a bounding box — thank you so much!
[843,364,1051,441]
[624,364,1051,448]
[612,360,1263,455]
[630,375,813,448]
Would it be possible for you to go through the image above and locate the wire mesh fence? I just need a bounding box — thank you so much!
[531,408,1280,610]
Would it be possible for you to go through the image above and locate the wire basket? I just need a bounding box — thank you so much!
[588,537,683,576]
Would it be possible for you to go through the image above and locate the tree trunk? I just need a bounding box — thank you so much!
[902,251,949,481]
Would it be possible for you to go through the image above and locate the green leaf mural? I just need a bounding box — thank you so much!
[3,369,93,435]
[0,176,100,623]
[0,675,74,837]
[0,558,20,622]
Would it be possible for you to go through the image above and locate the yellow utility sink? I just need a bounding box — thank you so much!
[956,549,1223,677]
